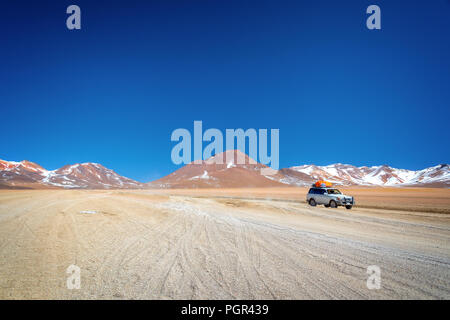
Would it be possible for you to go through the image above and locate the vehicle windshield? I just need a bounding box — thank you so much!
[327,189,342,195]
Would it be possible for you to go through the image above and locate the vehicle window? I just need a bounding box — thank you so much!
[308,188,314,194]
[316,189,325,194]
[327,189,342,195]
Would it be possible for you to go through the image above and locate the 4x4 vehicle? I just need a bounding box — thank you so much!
[307,187,354,209]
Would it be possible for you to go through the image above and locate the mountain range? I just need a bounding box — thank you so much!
[0,159,144,189]
[1,150,448,189]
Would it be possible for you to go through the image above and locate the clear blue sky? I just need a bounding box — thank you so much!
[1,0,449,182]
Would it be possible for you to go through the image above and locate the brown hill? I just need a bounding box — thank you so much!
[147,150,287,188]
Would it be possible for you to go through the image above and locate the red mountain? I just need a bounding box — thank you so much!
[0,160,143,189]
[148,152,449,188]
[147,150,287,188]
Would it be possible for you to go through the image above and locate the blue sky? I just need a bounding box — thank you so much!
[1,0,449,182]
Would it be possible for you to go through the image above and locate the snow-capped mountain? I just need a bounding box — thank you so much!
[0,159,143,189]
[147,150,287,188]
[148,153,449,188]
[1,155,448,189]
[278,163,450,188]
[148,151,449,188]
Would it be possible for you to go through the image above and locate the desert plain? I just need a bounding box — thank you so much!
[0,187,449,299]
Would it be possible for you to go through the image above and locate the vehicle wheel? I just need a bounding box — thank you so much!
[329,200,337,208]
[345,205,352,210]
[309,199,316,207]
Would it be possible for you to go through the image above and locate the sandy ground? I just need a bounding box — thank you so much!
[158,187,450,214]
[0,188,449,299]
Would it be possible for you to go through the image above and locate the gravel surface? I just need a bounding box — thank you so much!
[0,190,449,299]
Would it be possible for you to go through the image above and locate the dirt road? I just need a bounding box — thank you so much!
[0,190,449,299]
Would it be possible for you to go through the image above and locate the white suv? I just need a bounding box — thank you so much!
[307,187,354,209]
